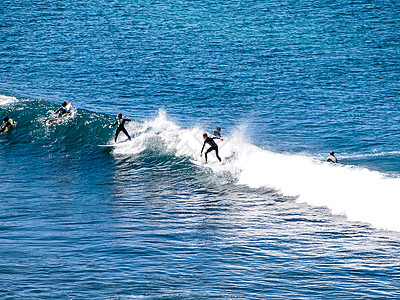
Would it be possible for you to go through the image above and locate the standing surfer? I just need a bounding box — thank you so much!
[110,113,132,143]
[200,133,224,164]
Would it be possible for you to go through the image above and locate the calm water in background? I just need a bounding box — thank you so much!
[1,0,400,298]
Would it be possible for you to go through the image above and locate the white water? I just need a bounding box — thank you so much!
[0,95,18,106]
[111,111,400,232]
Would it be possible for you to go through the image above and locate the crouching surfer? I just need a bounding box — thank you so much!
[200,133,223,164]
[326,151,338,163]
[110,113,132,143]
[0,116,14,133]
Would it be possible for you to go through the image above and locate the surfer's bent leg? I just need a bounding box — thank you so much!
[215,146,221,162]
[205,147,215,162]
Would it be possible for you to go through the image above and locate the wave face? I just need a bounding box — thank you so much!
[3,99,398,232]
[0,96,112,145]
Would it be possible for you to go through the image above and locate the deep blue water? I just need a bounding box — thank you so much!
[1,0,400,298]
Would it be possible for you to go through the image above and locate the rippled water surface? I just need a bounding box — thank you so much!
[1,0,400,298]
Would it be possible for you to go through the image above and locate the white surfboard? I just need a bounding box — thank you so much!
[189,159,213,167]
[98,140,131,147]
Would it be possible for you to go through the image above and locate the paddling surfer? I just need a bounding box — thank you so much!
[0,116,13,133]
[46,101,72,125]
[55,101,71,118]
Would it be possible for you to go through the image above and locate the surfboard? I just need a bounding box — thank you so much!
[46,118,62,126]
[98,144,118,147]
[190,159,212,167]
[98,140,131,147]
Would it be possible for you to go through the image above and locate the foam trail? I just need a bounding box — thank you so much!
[338,151,400,159]
[111,111,400,232]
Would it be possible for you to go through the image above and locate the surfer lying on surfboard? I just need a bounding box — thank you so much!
[0,116,14,133]
[46,101,72,125]
[55,101,71,118]
[200,132,224,164]
[110,113,132,143]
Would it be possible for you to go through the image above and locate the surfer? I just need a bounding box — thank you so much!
[0,116,13,133]
[200,133,222,164]
[110,113,132,143]
[326,151,338,163]
[55,101,71,118]
[212,126,223,139]
[46,101,72,125]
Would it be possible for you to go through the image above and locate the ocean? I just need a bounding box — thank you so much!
[1,0,400,298]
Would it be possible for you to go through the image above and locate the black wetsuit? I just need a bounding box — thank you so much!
[212,130,221,138]
[201,137,221,162]
[0,121,12,132]
[111,118,132,142]
[0,120,11,133]
[55,106,68,118]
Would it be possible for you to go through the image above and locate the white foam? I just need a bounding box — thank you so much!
[233,146,400,231]
[0,95,18,106]
[112,110,400,232]
[339,151,400,159]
